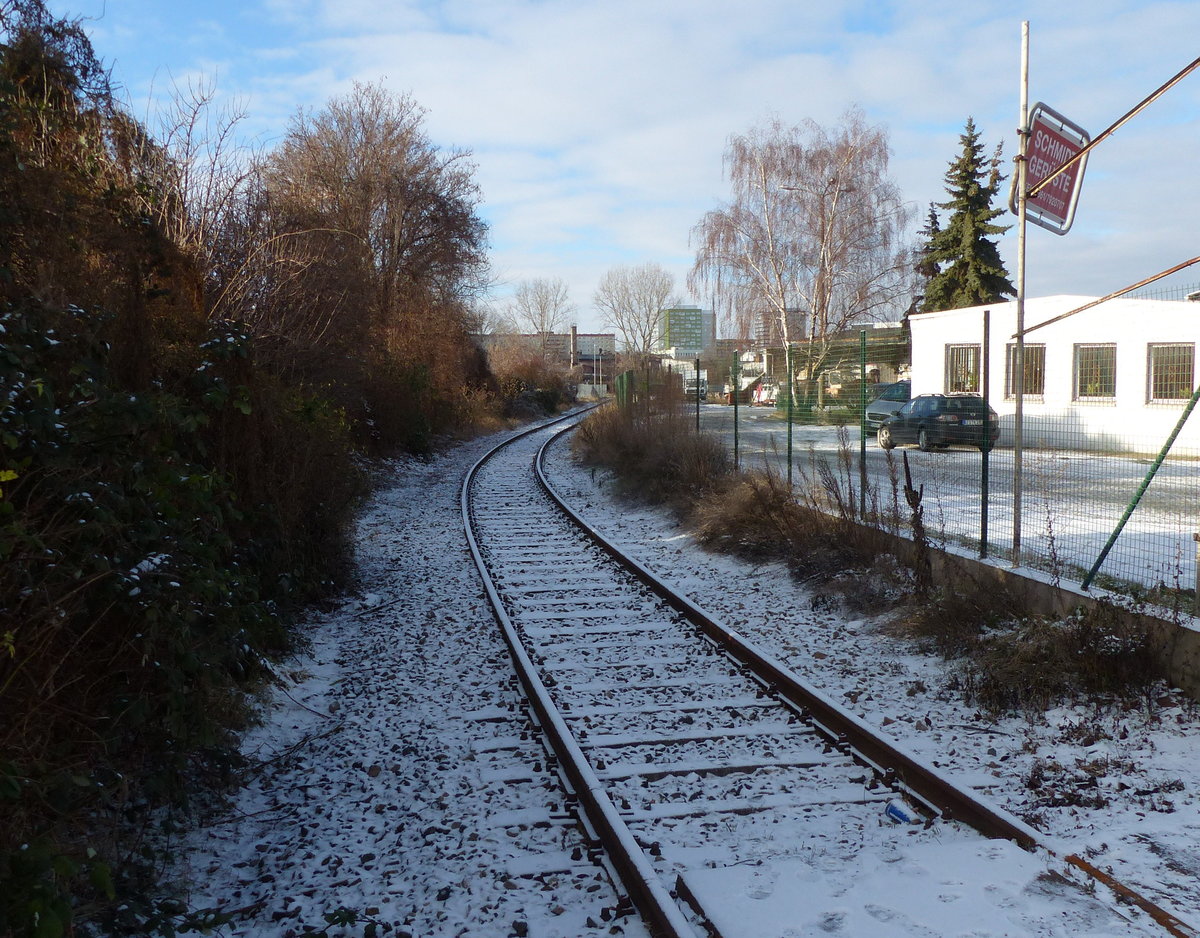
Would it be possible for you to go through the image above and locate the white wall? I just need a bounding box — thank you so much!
[909,296,1200,454]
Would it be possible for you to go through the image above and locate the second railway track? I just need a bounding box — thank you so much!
[463,410,1195,938]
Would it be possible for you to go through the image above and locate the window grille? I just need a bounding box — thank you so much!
[1074,344,1116,400]
[944,344,980,392]
[1147,343,1194,402]
[1004,343,1046,399]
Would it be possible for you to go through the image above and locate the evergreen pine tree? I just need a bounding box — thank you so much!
[920,118,1015,311]
[908,204,940,315]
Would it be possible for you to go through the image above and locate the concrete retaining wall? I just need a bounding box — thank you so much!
[872,525,1200,700]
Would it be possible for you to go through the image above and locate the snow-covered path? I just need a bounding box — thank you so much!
[168,422,1200,937]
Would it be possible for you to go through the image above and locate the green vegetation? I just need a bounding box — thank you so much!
[919,117,1015,312]
[0,3,558,932]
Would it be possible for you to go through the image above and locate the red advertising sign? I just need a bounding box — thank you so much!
[1009,102,1090,235]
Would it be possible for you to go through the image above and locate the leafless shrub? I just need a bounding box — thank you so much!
[1027,452,1067,587]
[961,602,1159,715]
[890,568,1024,659]
[572,406,731,511]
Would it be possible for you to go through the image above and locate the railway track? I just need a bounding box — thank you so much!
[463,410,1195,938]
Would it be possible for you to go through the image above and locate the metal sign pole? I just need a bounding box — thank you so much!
[1013,20,1030,568]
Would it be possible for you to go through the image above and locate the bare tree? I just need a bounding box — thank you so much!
[141,75,257,279]
[508,277,575,359]
[259,81,489,355]
[593,262,674,357]
[689,108,912,402]
[462,300,513,336]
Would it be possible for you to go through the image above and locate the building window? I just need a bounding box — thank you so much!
[1004,343,1046,399]
[945,344,980,392]
[1147,343,1194,402]
[1074,344,1116,400]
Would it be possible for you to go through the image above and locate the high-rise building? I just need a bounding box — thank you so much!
[655,306,715,357]
[753,307,808,347]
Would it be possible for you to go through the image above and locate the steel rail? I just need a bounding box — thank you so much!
[462,410,699,938]
[534,422,1199,938]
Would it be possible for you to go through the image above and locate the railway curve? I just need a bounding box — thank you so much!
[463,409,1195,938]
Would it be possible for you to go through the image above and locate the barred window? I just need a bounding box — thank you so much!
[1004,343,1046,399]
[944,344,980,393]
[1147,343,1194,402]
[1074,344,1116,400]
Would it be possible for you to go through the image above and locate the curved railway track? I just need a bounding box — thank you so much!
[463,410,1196,938]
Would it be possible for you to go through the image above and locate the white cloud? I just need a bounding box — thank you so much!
[65,0,1200,331]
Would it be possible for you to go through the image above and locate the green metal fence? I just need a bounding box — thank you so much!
[689,323,1200,614]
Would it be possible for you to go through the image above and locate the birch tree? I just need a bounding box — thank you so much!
[689,108,913,402]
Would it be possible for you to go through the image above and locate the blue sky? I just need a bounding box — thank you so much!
[63,0,1200,333]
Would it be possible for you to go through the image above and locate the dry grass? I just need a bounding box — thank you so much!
[890,577,1025,658]
[574,401,1169,718]
[572,405,731,511]
[961,603,1159,713]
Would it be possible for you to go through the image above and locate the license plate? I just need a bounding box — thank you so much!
[963,418,983,426]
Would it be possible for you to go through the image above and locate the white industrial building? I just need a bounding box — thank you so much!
[908,295,1200,453]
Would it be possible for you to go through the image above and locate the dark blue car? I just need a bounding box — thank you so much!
[877,393,999,453]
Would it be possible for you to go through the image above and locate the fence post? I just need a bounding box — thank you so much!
[1194,534,1200,616]
[695,356,701,432]
[859,329,867,518]
[732,351,740,472]
[981,310,991,559]
[787,344,794,488]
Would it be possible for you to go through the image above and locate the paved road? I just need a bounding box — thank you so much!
[695,403,1199,598]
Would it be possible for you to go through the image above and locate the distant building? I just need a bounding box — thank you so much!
[655,306,715,358]
[709,338,747,360]
[570,329,617,387]
[753,307,808,347]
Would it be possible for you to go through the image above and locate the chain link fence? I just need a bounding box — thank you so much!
[681,311,1200,615]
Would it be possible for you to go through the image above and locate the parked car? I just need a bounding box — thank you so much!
[877,393,999,452]
[864,380,911,428]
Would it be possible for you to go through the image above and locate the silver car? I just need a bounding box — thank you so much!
[864,380,911,429]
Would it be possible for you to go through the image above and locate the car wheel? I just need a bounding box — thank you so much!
[918,428,934,452]
[877,426,895,450]
[979,441,994,453]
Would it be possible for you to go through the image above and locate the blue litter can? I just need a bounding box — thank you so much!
[884,798,921,824]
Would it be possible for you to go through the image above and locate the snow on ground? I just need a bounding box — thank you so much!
[700,407,1199,593]
[168,429,647,938]
[169,421,1200,937]
[541,437,1200,931]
